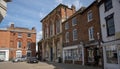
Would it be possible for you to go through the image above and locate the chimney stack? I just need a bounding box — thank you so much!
[71,5,76,13]
[10,22,14,28]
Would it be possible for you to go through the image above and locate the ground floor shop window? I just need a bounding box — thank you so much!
[105,45,118,64]
[64,48,82,61]
[87,49,94,62]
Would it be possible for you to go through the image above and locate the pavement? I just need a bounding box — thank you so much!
[47,62,102,69]
[0,61,102,69]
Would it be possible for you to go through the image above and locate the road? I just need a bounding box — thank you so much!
[0,62,59,69]
[0,61,102,69]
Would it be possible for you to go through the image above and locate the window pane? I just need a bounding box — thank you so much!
[65,22,69,30]
[18,33,22,37]
[66,32,69,42]
[105,0,112,11]
[27,33,31,37]
[106,14,115,36]
[73,29,77,40]
[106,46,118,64]
[72,18,77,26]
[56,21,60,33]
[88,11,93,22]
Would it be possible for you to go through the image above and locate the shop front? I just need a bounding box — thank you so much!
[85,46,100,66]
[0,49,9,61]
[63,45,84,65]
[103,41,120,69]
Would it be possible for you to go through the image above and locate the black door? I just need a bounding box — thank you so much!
[50,47,53,61]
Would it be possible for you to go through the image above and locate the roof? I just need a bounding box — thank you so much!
[80,1,96,14]
[40,3,72,22]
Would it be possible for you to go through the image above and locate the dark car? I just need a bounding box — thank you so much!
[0,59,4,62]
[27,57,38,63]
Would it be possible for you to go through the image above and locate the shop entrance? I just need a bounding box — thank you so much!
[86,47,100,66]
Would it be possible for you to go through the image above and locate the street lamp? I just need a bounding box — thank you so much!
[97,32,104,68]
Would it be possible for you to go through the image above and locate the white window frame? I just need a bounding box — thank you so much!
[16,50,22,58]
[27,42,31,50]
[87,10,93,22]
[56,20,60,34]
[65,22,69,30]
[88,27,94,41]
[73,29,78,41]
[65,32,69,42]
[72,17,77,26]
[18,33,22,38]
[17,41,22,49]
[27,33,31,37]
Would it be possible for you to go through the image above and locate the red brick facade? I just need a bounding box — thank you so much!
[0,24,36,61]
[40,4,75,62]
[62,1,101,66]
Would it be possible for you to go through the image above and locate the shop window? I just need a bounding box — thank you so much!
[106,46,118,64]
[64,48,82,61]
[88,49,94,62]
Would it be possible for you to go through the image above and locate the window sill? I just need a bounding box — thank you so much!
[88,19,93,23]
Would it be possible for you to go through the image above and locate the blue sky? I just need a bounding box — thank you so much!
[0,0,94,42]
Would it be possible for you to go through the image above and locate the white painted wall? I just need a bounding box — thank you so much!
[0,49,9,61]
[99,0,120,69]
[0,0,7,17]
[99,0,120,42]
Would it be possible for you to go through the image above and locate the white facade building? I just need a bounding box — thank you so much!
[0,0,11,23]
[0,49,9,61]
[98,0,120,69]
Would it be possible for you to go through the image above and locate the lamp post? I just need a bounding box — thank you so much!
[97,32,104,69]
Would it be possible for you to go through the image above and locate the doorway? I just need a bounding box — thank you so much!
[50,47,53,61]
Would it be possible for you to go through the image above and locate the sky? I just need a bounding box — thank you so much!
[0,0,94,46]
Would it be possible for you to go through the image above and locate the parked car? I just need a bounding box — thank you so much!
[12,58,21,62]
[27,57,38,63]
[0,59,4,62]
[12,57,27,62]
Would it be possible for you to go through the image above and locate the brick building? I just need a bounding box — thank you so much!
[62,1,102,66]
[0,24,36,61]
[40,4,75,62]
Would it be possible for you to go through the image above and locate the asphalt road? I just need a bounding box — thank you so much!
[0,62,59,69]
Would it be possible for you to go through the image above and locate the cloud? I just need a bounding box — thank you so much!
[39,12,46,19]
[73,0,83,10]
[55,0,63,4]
[36,31,43,42]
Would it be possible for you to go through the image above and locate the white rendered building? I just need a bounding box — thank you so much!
[98,0,120,69]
